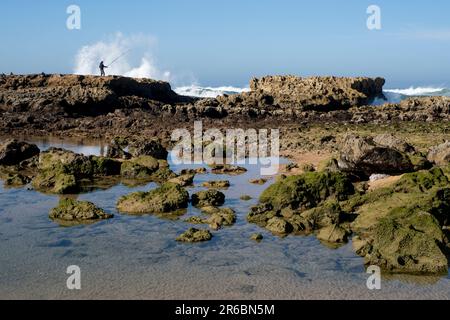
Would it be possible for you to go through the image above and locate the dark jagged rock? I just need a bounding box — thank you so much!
[0,139,40,166]
[338,134,417,177]
[191,189,226,207]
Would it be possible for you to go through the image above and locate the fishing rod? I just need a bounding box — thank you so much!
[106,49,132,67]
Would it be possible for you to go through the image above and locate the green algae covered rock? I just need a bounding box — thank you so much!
[259,171,355,212]
[301,201,344,229]
[201,206,236,227]
[266,217,293,234]
[394,167,449,193]
[317,224,349,244]
[4,173,31,186]
[49,198,113,222]
[176,228,212,243]
[191,189,225,207]
[367,206,448,274]
[117,182,189,215]
[32,148,121,194]
[345,168,450,274]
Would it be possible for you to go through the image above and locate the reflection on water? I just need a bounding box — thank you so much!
[0,138,449,300]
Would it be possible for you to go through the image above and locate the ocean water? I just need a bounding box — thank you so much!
[0,138,449,300]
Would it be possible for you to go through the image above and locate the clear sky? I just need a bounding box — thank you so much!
[1,0,450,88]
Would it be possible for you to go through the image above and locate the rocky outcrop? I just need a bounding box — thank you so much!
[249,75,385,110]
[0,139,40,166]
[0,74,193,116]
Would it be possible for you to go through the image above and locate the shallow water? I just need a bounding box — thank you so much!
[0,139,449,300]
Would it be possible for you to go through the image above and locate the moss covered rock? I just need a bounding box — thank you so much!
[117,182,189,214]
[367,207,448,274]
[191,189,225,207]
[301,201,344,229]
[176,228,212,242]
[346,169,450,274]
[168,174,195,187]
[266,217,293,234]
[201,206,236,227]
[259,171,354,212]
[317,224,349,244]
[49,198,113,222]
[4,173,31,186]
[120,156,175,182]
[32,148,121,194]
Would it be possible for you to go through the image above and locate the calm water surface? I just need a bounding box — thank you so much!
[0,138,449,299]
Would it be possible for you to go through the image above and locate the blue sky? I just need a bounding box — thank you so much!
[1,0,450,88]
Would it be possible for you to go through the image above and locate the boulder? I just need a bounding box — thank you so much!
[201,206,236,227]
[259,171,355,212]
[0,139,40,166]
[339,134,415,177]
[191,189,225,207]
[427,141,450,166]
[106,137,131,159]
[117,182,189,214]
[168,174,195,187]
[120,156,175,181]
[373,134,415,153]
[128,139,168,160]
[49,198,113,222]
[251,233,264,241]
[317,225,349,244]
[266,217,293,234]
[176,228,212,243]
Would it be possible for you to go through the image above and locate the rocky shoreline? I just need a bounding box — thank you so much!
[1,73,450,275]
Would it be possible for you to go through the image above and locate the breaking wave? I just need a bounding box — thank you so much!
[384,87,446,96]
[174,85,250,98]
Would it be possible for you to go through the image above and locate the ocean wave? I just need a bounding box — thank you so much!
[384,87,445,96]
[174,85,250,98]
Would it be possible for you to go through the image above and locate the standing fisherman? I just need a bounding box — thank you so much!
[99,61,108,76]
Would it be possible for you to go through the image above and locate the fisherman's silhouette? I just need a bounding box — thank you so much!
[99,61,108,76]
